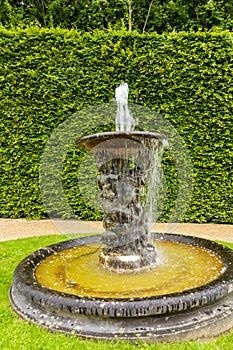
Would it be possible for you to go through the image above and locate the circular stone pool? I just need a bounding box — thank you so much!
[10,233,233,341]
[36,238,224,299]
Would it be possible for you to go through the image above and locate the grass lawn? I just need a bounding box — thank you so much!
[0,234,233,350]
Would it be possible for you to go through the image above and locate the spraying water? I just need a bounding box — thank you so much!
[115,83,136,132]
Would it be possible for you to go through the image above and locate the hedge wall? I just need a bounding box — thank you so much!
[0,28,232,223]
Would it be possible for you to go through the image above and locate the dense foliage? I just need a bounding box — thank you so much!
[0,0,232,33]
[0,28,232,223]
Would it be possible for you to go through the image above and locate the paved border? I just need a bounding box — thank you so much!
[0,219,232,243]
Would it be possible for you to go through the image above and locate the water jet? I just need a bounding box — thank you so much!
[10,83,233,341]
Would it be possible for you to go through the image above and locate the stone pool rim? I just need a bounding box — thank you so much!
[10,233,233,318]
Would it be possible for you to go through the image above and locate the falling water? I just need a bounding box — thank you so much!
[76,83,167,269]
[95,135,164,268]
[79,83,165,269]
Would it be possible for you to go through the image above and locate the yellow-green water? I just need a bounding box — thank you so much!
[35,240,224,299]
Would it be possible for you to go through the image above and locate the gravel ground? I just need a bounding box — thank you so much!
[0,219,232,243]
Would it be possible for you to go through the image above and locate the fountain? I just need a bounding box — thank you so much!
[10,83,233,341]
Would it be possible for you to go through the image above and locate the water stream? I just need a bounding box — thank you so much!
[115,82,136,131]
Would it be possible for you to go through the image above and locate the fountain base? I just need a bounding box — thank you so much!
[10,285,233,341]
[10,233,233,342]
[99,244,157,270]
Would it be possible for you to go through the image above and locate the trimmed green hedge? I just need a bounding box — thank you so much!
[0,28,232,223]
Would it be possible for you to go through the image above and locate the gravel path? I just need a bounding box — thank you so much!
[0,219,232,243]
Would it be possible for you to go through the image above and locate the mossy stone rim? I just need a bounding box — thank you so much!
[11,233,233,318]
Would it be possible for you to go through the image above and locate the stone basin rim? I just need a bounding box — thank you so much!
[76,131,168,151]
[11,233,233,318]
